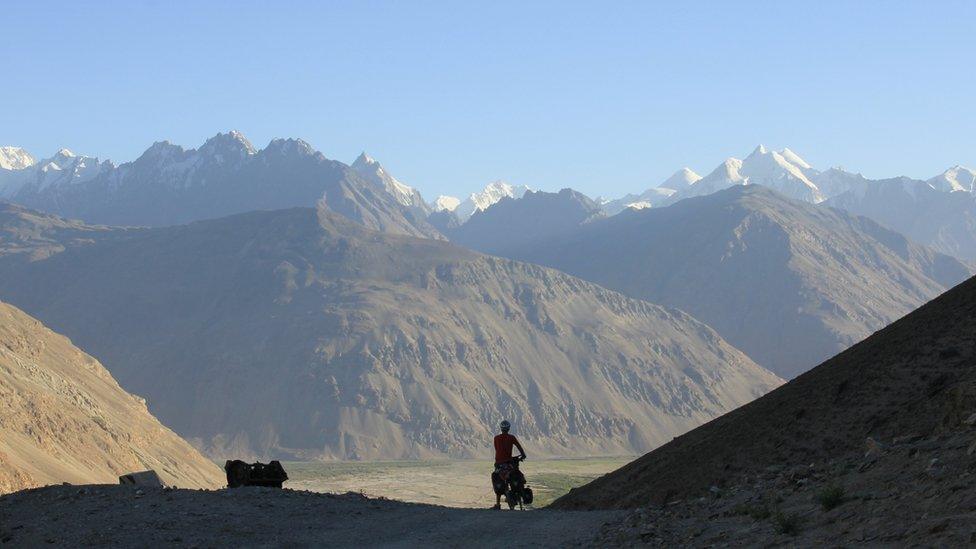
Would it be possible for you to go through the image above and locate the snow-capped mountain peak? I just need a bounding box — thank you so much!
[350,152,428,211]
[452,180,532,222]
[199,131,257,158]
[262,137,316,158]
[749,144,768,157]
[661,167,702,189]
[703,157,744,182]
[470,180,526,210]
[433,195,461,212]
[928,165,976,193]
[0,147,36,170]
[0,146,114,198]
[353,152,377,166]
[673,146,826,204]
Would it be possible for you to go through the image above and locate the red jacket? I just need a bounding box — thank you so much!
[494,433,524,464]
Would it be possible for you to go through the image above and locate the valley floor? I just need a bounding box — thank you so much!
[284,458,631,508]
[3,435,974,547]
[0,485,621,548]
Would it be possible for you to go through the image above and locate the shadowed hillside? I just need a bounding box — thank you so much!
[552,271,976,510]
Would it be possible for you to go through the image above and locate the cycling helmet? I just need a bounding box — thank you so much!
[500,420,511,432]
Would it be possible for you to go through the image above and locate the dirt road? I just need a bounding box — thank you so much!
[0,484,623,548]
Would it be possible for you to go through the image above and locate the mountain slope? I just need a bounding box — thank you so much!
[447,189,605,257]
[0,300,223,494]
[0,202,780,461]
[473,186,971,378]
[552,270,976,510]
[0,133,441,239]
[350,152,431,215]
[827,177,976,261]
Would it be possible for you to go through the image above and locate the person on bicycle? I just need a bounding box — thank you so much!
[491,419,526,509]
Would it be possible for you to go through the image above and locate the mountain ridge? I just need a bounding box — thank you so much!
[449,185,972,378]
[0,201,781,460]
[0,132,442,239]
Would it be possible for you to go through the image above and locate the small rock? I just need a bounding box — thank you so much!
[864,437,887,459]
[964,412,976,426]
[968,439,976,456]
[892,433,925,445]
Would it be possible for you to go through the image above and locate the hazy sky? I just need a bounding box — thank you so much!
[2,1,973,199]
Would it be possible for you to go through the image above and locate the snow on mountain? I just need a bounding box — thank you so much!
[454,180,531,222]
[0,148,114,198]
[662,167,702,188]
[928,165,976,193]
[0,147,35,170]
[676,158,747,200]
[600,168,699,216]
[673,145,824,204]
[197,129,257,159]
[738,145,824,202]
[810,167,867,198]
[351,152,429,212]
[601,187,677,216]
[779,147,812,170]
[433,195,461,212]
[0,132,441,238]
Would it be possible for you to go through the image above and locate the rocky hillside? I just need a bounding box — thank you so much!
[0,203,780,461]
[470,185,971,378]
[826,176,976,261]
[447,189,605,258]
[0,301,223,494]
[0,132,441,239]
[552,270,976,511]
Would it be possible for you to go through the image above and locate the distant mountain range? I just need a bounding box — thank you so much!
[5,136,973,261]
[826,173,976,261]
[0,132,441,239]
[447,188,605,257]
[0,201,780,460]
[446,185,971,378]
[432,180,532,222]
[0,300,222,493]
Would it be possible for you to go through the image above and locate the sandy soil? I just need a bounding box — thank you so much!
[0,485,623,548]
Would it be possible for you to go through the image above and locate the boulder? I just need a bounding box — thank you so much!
[119,470,164,487]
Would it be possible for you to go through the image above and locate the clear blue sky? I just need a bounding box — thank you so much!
[2,1,973,200]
